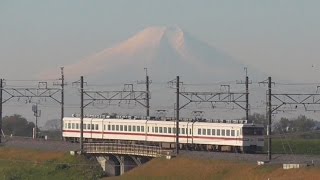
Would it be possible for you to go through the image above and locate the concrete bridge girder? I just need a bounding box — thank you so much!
[96,154,150,176]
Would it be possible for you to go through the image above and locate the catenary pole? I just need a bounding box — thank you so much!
[268,76,272,161]
[80,76,84,153]
[0,79,2,143]
[176,76,180,154]
[61,67,64,140]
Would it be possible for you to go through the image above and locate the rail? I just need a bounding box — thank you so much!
[83,143,173,157]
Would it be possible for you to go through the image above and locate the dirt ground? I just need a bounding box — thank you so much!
[110,156,320,180]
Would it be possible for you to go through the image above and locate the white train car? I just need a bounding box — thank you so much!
[63,116,264,153]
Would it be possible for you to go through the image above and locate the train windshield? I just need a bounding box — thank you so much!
[243,127,264,135]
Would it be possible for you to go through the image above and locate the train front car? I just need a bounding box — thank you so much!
[241,124,264,153]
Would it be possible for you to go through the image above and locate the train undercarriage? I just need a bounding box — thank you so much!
[64,137,262,153]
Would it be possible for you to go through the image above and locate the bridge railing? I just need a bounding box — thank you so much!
[83,143,172,157]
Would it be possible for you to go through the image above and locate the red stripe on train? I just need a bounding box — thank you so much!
[63,130,243,141]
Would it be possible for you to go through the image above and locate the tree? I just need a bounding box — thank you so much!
[292,115,315,132]
[2,114,35,137]
[274,117,290,133]
[243,113,267,126]
[44,119,61,131]
[273,115,315,134]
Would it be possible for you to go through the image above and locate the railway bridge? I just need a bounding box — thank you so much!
[81,143,174,176]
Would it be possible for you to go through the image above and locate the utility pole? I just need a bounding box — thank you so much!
[145,68,150,116]
[246,76,249,120]
[32,103,41,139]
[60,67,64,140]
[245,68,249,121]
[137,68,152,116]
[268,76,272,161]
[80,76,84,153]
[236,67,251,121]
[0,79,2,143]
[176,76,180,154]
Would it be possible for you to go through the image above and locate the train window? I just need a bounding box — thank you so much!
[173,128,176,134]
[128,125,131,131]
[155,127,158,133]
[152,127,154,132]
[207,129,211,135]
[202,129,206,135]
[120,125,123,131]
[112,125,115,131]
[108,125,111,131]
[68,123,71,129]
[116,125,119,131]
[182,128,185,134]
[198,129,201,135]
[133,126,136,132]
[159,127,162,133]
[141,126,144,132]
[164,127,167,133]
[124,125,127,131]
[231,130,235,136]
[71,123,74,129]
[190,129,192,135]
[222,129,225,136]
[243,127,264,135]
[64,123,67,129]
[137,126,141,132]
[148,127,150,132]
[91,124,94,130]
[217,129,220,136]
[87,124,90,130]
[76,123,79,129]
[168,127,172,134]
[237,130,239,136]
[83,124,86,130]
[212,129,215,136]
[95,124,99,130]
[226,130,230,136]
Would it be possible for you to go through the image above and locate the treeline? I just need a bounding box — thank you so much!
[245,113,319,135]
[2,114,35,137]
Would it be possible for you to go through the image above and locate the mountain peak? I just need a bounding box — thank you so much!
[127,26,185,45]
[42,26,246,81]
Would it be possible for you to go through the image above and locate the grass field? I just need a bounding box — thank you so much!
[108,156,320,180]
[270,138,320,155]
[0,148,103,180]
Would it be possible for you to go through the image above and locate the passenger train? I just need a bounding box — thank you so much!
[63,115,264,153]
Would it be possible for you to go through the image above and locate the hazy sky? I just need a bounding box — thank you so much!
[1,0,320,82]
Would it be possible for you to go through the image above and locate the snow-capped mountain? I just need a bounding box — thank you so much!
[43,26,249,82]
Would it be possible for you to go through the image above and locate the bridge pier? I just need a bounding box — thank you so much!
[96,156,108,171]
[130,155,142,166]
[115,155,125,175]
[84,143,173,176]
[95,155,152,176]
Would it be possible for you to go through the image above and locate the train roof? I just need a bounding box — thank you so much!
[63,115,263,127]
